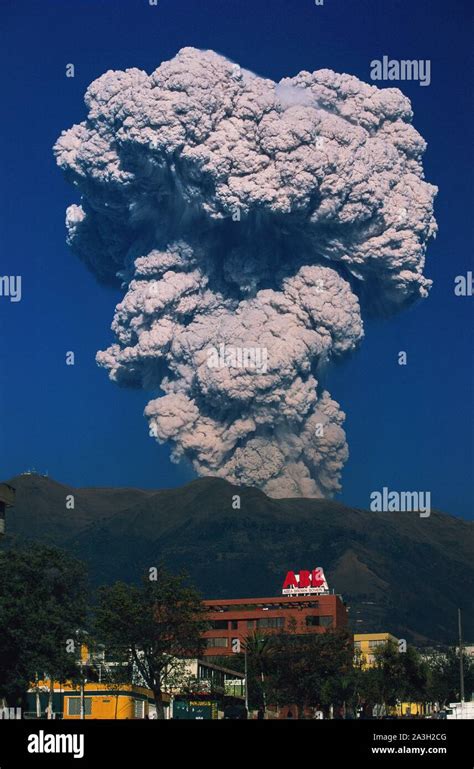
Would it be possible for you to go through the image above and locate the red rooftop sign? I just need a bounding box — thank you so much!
[282,568,329,596]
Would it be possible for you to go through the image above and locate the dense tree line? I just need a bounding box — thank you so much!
[0,545,87,708]
[231,631,474,718]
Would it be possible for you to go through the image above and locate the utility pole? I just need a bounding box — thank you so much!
[76,630,88,720]
[458,608,465,703]
[80,653,85,720]
[244,648,249,717]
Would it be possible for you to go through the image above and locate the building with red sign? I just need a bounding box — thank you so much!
[202,591,348,657]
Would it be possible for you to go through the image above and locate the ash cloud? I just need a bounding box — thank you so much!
[54,47,437,498]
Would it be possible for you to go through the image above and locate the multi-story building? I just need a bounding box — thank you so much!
[354,632,435,717]
[203,592,348,657]
[353,632,398,669]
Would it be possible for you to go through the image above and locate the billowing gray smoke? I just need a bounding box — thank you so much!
[54,47,437,498]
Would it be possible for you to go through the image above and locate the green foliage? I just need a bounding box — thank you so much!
[356,641,430,715]
[242,632,277,710]
[426,648,474,707]
[262,626,354,716]
[93,567,208,717]
[0,545,88,705]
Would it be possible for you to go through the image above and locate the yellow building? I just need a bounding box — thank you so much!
[27,680,161,720]
[397,701,433,717]
[27,647,242,720]
[354,632,398,669]
[353,632,433,717]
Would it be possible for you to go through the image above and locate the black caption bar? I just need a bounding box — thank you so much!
[0,720,472,767]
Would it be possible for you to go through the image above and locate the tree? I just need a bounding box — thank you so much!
[243,632,276,713]
[94,568,208,719]
[320,669,360,718]
[0,545,88,709]
[426,648,474,708]
[402,646,429,706]
[357,641,429,717]
[379,642,403,709]
[266,624,354,718]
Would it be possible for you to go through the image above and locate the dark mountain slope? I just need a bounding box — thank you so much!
[3,473,473,644]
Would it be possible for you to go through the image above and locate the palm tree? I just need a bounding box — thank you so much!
[243,633,276,714]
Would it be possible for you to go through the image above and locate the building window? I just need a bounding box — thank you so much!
[319,616,333,627]
[306,616,333,627]
[354,641,361,650]
[67,697,92,716]
[198,664,208,678]
[134,700,145,719]
[210,619,228,630]
[198,665,224,687]
[206,637,228,648]
[369,639,387,649]
[247,620,257,629]
[230,620,238,630]
[257,617,284,629]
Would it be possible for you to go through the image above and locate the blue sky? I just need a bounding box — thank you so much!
[0,0,472,517]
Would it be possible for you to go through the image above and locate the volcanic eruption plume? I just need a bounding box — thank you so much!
[54,47,437,498]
